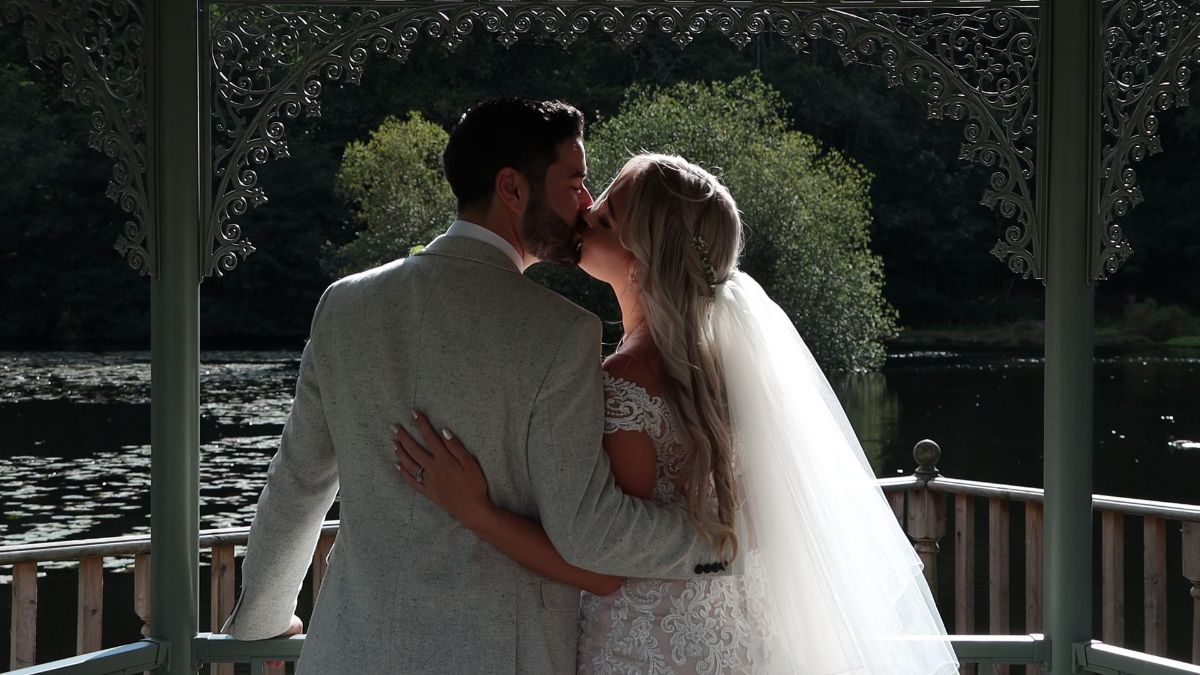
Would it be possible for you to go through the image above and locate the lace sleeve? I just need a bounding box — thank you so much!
[602,373,672,440]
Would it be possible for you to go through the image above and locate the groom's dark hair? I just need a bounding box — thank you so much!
[443,98,585,211]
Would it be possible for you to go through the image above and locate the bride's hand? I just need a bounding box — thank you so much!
[393,411,493,529]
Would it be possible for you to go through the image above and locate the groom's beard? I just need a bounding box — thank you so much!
[523,191,584,267]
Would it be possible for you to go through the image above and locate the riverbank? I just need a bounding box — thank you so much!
[891,322,1200,353]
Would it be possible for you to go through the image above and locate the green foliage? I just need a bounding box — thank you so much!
[1122,299,1200,341]
[327,113,455,276]
[586,76,898,371]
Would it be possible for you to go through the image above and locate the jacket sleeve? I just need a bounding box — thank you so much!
[525,313,719,579]
[222,285,341,639]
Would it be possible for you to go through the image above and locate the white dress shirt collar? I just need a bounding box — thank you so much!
[445,219,525,272]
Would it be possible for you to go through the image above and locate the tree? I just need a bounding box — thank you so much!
[326,113,456,276]
[586,75,898,370]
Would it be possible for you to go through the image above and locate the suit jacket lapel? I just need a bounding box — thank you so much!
[417,234,522,275]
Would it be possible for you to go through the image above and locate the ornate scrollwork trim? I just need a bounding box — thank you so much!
[208,1,1040,280]
[1098,0,1200,280]
[1,0,151,277]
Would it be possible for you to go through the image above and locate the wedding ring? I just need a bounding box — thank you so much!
[415,466,426,484]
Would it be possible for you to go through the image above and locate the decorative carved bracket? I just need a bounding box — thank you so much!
[1098,0,1200,280]
[1,0,152,276]
[207,1,1041,279]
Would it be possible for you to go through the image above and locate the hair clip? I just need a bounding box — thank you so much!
[690,234,719,287]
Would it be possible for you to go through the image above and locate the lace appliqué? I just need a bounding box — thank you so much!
[578,374,760,674]
[601,374,687,506]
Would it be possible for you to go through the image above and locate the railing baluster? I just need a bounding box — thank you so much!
[1182,522,1199,665]
[211,544,237,675]
[1144,516,1168,656]
[11,560,38,670]
[1025,502,1043,675]
[1101,510,1125,647]
[312,533,335,602]
[988,498,1010,675]
[134,552,153,675]
[134,552,151,638]
[77,556,104,654]
[955,494,976,675]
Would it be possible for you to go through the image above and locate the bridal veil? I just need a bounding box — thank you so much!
[712,271,959,674]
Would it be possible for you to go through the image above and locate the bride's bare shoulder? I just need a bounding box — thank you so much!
[602,346,665,398]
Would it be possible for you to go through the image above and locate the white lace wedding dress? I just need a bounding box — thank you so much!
[576,373,771,675]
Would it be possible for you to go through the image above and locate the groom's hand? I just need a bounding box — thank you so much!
[265,615,304,669]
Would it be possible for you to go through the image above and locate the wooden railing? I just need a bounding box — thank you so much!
[4,440,1200,673]
[878,440,1200,674]
[3,523,337,674]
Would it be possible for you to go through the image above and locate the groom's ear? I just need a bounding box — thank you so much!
[495,167,529,215]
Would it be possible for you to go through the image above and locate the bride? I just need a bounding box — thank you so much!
[393,153,959,674]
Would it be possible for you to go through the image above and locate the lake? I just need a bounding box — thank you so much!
[1,349,1198,663]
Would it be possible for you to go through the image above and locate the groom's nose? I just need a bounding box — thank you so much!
[579,186,594,210]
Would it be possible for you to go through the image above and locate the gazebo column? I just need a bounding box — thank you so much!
[149,0,202,673]
[1039,0,1099,670]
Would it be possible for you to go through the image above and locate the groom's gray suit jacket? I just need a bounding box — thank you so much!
[222,234,722,674]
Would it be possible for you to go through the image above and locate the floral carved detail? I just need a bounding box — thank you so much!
[209,2,1038,278]
[1099,0,1200,279]
[1,0,150,276]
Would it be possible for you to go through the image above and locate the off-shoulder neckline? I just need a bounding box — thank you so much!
[602,371,668,406]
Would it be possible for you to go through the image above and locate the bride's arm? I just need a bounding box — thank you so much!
[394,411,656,596]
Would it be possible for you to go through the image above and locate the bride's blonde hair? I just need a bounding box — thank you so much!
[602,153,742,561]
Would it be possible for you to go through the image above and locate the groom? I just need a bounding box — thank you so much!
[222,98,724,673]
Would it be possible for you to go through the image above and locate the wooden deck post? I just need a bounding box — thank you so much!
[11,561,37,670]
[907,440,946,598]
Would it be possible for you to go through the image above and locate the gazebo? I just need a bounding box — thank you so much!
[1,0,1199,673]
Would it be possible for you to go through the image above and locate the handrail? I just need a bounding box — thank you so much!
[1077,641,1200,675]
[4,472,1200,566]
[194,633,303,674]
[950,634,1047,664]
[188,632,1050,667]
[0,522,341,566]
[6,640,167,675]
[879,476,1200,523]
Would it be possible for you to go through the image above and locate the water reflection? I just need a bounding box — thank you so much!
[0,352,306,575]
[2,350,1199,574]
[829,370,897,476]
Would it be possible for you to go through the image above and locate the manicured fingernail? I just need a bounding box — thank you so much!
[411,410,418,420]
[441,428,453,440]
[394,462,402,473]
[390,424,399,433]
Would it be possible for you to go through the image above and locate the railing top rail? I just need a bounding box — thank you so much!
[924,477,1200,522]
[0,521,340,566]
[5,639,167,675]
[4,471,1199,566]
[1077,641,1200,675]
